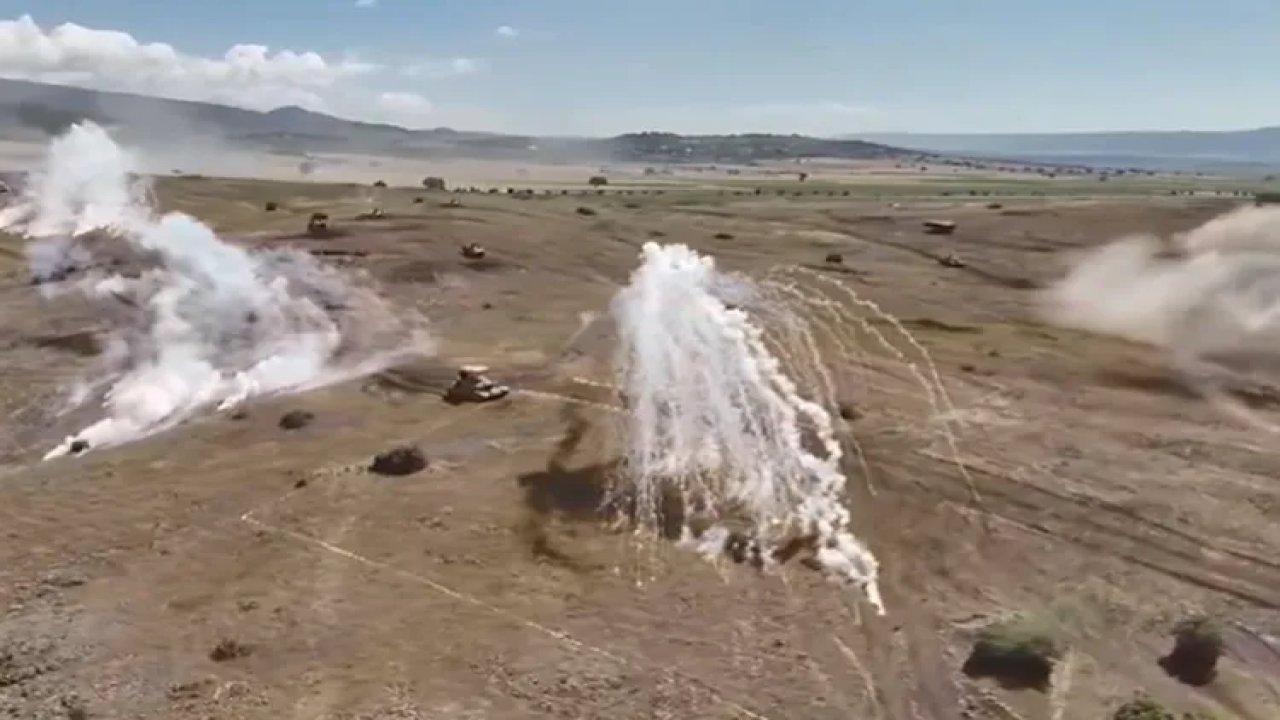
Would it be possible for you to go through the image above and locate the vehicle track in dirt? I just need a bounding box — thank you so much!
[902,450,1280,609]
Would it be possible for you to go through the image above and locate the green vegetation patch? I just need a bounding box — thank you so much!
[962,612,1065,691]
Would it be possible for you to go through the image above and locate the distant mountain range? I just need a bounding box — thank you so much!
[0,78,906,165]
[853,130,1280,171]
[6,78,1274,172]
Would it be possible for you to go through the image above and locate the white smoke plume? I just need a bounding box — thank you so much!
[1043,204,1280,425]
[2,122,432,459]
[611,242,883,614]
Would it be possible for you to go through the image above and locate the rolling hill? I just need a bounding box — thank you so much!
[854,129,1280,171]
[0,78,908,165]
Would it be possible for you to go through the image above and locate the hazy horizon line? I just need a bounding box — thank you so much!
[3,76,1277,141]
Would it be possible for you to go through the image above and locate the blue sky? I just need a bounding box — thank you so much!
[1,0,1278,136]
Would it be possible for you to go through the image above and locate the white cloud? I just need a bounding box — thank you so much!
[355,0,377,6]
[374,91,433,125]
[495,26,519,38]
[0,14,498,130]
[0,15,376,112]
[0,14,501,130]
[401,57,479,79]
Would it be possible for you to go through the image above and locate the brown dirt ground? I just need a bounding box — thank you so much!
[0,179,1278,720]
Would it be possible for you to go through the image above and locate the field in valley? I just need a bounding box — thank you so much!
[0,159,1278,720]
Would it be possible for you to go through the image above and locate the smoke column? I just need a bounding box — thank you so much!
[1,122,432,459]
[610,242,883,614]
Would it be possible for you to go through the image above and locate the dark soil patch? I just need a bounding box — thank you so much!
[209,639,252,662]
[29,331,101,357]
[902,318,982,334]
[369,445,428,476]
[385,260,453,284]
[1097,369,1199,400]
[275,228,351,241]
[278,410,314,430]
[1001,208,1055,217]
[519,459,616,520]
[387,257,518,283]
[959,265,1040,289]
[516,406,684,541]
[837,402,862,421]
[460,257,518,273]
[308,248,369,258]
[798,263,870,279]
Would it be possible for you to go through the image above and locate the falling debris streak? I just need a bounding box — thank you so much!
[833,636,886,720]
[778,266,979,504]
[758,279,878,497]
[1048,649,1077,720]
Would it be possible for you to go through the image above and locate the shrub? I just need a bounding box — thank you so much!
[1160,617,1224,686]
[962,613,1062,691]
[1112,697,1174,720]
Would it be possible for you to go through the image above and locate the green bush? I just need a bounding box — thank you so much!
[1112,697,1174,720]
[1161,617,1224,686]
[962,613,1062,691]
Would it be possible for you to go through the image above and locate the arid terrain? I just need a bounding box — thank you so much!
[1,157,1278,720]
